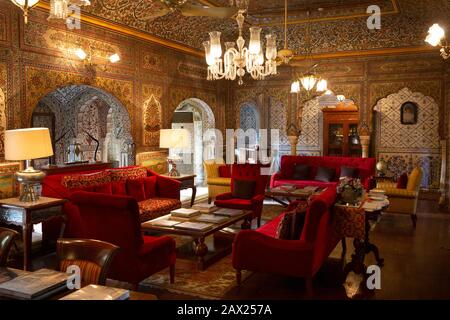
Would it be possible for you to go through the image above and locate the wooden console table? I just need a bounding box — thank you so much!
[0,197,67,271]
[161,174,197,207]
[40,162,112,176]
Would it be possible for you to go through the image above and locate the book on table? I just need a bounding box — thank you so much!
[213,208,244,217]
[192,202,218,213]
[60,284,130,300]
[0,268,69,300]
[149,218,181,228]
[173,221,213,232]
[193,214,229,224]
[170,208,200,218]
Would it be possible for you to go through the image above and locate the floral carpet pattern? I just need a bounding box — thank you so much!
[140,204,284,299]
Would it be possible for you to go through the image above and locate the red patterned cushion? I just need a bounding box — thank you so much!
[138,198,181,222]
[396,173,408,189]
[143,176,157,199]
[126,179,146,202]
[62,171,111,189]
[108,167,148,182]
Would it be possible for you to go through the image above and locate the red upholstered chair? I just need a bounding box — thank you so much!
[214,164,269,228]
[70,191,176,289]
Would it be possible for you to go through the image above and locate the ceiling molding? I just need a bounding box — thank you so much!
[253,0,399,27]
[35,1,204,57]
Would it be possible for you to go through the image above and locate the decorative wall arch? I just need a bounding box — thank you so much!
[143,95,162,147]
[373,87,440,188]
[297,97,323,156]
[238,102,260,134]
[32,85,134,166]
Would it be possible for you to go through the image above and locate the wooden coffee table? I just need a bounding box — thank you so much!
[141,210,252,270]
[265,186,327,207]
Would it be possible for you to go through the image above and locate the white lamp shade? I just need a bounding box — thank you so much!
[5,128,54,161]
[159,129,190,149]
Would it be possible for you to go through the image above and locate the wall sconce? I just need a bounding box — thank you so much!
[10,0,40,24]
[73,44,120,69]
[425,23,449,60]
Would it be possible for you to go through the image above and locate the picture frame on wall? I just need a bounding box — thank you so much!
[400,102,418,125]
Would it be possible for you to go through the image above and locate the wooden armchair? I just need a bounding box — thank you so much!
[57,238,120,286]
[0,227,18,267]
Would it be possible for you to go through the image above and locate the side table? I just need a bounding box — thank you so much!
[161,174,197,207]
[0,197,67,271]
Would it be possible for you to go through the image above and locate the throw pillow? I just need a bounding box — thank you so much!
[109,167,148,182]
[314,167,335,182]
[290,201,308,240]
[126,178,146,202]
[292,164,310,180]
[396,173,408,189]
[111,181,127,195]
[218,165,232,178]
[232,179,256,199]
[62,171,111,189]
[340,166,358,178]
[276,210,295,240]
[93,183,113,195]
[143,176,157,199]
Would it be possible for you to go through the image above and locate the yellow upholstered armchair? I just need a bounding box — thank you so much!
[203,159,231,204]
[376,167,423,228]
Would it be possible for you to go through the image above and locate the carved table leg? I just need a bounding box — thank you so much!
[195,237,208,270]
[364,213,384,266]
[23,223,33,271]
[241,217,252,230]
[191,185,197,207]
[343,238,367,278]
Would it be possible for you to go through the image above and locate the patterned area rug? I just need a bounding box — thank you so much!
[140,204,285,299]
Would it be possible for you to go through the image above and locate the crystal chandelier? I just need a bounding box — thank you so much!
[425,23,449,60]
[290,11,327,94]
[203,9,278,85]
[10,0,40,24]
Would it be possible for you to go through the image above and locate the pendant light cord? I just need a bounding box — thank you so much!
[284,0,288,49]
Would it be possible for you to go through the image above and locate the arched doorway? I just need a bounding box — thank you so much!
[172,98,215,182]
[31,85,134,168]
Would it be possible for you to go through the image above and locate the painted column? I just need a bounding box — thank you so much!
[288,135,299,155]
[360,136,371,158]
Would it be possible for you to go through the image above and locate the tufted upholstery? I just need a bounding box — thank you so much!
[271,156,376,190]
[215,163,270,227]
[138,198,182,222]
[376,167,423,228]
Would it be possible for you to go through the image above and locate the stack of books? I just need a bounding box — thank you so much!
[0,269,69,300]
[214,208,244,217]
[170,208,200,219]
[192,202,218,213]
[149,218,181,228]
[60,284,130,300]
[368,189,387,201]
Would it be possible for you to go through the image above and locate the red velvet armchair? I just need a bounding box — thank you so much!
[214,164,269,228]
[232,188,340,295]
[70,191,176,288]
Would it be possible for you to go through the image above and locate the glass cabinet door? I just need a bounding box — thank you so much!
[327,124,344,156]
[348,123,361,157]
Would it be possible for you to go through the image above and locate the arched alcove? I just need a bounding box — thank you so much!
[373,87,440,188]
[31,85,134,168]
[171,98,215,181]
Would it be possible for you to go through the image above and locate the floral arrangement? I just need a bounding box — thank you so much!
[336,177,364,205]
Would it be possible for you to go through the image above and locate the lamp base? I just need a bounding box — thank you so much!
[15,164,46,202]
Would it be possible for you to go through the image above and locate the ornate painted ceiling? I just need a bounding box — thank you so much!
[47,0,450,56]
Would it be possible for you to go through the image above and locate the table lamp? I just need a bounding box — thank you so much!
[159,129,190,177]
[5,128,54,202]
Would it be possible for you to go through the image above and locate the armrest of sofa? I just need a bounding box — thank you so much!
[155,175,181,199]
[270,172,283,188]
[232,230,314,271]
[215,192,233,200]
[383,188,418,199]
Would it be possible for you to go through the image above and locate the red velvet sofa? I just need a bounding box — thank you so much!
[71,191,176,287]
[270,155,376,190]
[232,187,340,295]
[41,166,181,241]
